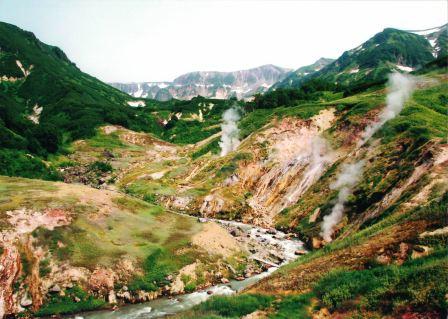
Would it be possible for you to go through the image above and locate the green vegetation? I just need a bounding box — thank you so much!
[35,286,106,316]
[191,137,220,159]
[179,294,275,319]
[269,293,313,319]
[0,149,60,180]
[275,28,437,94]
[88,160,113,173]
[314,249,447,313]
[128,248,173,291]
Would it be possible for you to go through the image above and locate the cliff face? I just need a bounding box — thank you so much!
[109,64,291,101]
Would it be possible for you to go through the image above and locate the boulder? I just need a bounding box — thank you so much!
[20,292,32,307]
[221,278,230,284]
[108,290,117,304]
[230,229,241,237]
[309,208,321,223]
[312,237,323,249]
[49,284,61,293]
[294,249,307,255]
[411,245,432,259]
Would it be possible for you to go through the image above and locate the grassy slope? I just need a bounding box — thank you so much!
[0,176,202,269]
[166,71,447,318]
[0,175,212,316]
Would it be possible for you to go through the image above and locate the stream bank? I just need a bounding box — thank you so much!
[69,218,305,319]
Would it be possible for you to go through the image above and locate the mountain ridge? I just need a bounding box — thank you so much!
[109,64,291,101]
[273,24,447,91]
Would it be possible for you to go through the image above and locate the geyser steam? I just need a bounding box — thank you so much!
[219,107,241,156]
[320,160,365,242]
[321,72,416,242]
[359,72,416,146]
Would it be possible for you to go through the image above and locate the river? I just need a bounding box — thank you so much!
[69,218,305,319]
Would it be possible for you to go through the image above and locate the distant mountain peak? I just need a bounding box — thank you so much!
[110,64,291,101]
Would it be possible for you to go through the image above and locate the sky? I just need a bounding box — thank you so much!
[0,0,446,82]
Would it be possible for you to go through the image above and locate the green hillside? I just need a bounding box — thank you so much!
[274,26,446,93]
[0,22,234,180]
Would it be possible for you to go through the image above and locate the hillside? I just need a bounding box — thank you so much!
[109,64,291,101]
[0,21,447,319]
[271,57,334,89]
[274,25,447,93]
[0,22,162,179]
[0,22,238,181]
[168,67,448,319]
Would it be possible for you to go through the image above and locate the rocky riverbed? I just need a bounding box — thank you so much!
[69,218,306,319]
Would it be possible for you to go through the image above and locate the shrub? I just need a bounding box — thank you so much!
[0,149,61,181]
[314,249,448,313]
[35,286,106,316]
[89,160,113,173]
[128,248,172,292]
[195,294,274,317]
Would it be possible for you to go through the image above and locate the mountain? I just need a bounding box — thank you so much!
[0,22,172,179]
[274,25,447,91]
[271,57,334,89]
[0,21,447,319]
[408,24,448,58]
[109,64,291,101]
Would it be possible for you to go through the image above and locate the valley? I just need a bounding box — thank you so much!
[0,19,447,319]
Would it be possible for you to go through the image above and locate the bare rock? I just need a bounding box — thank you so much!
[294,249,307,255]
[88,268,116,291]
[412,245,432,259]
[215,271,223,279]
[376,254,392,265]
[309,207,321,223]
[49,284,61,293]
[108,290,117,304]
[312,237,323,249]
[20,292,33,307]
[220,278,230,284]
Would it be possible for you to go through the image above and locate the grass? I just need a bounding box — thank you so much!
[34,285,106,316]
[314,249,448,313]
[269,293,314,319]
[0,175,203,284]
[191,137,220,160]
[178,294,275,319]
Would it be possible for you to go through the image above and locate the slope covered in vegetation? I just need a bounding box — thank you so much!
[0,21,447,319]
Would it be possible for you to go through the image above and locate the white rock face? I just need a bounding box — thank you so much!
[110,64,291,101]
[127,100,145,107]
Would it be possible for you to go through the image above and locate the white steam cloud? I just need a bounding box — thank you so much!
[219,107,241,156]
[321,72,416,242]
[359,72,416,146]
[320,160,365,242]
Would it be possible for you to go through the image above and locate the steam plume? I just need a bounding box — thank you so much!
[359,72,416,146]
[320,160,365,242]
[220,107,241,156]
[321,72,416,242]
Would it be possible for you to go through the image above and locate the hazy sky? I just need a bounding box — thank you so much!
[0,1,446,82]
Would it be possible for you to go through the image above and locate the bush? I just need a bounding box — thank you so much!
[269,293,313,319]
[195,294,274,318]
[0,149,61,181]
[35,286,106,316]
[314,249,448,313]
[128,248,172,292]
[89,161,113,173]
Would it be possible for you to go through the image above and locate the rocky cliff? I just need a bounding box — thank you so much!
[109,64,291,101]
